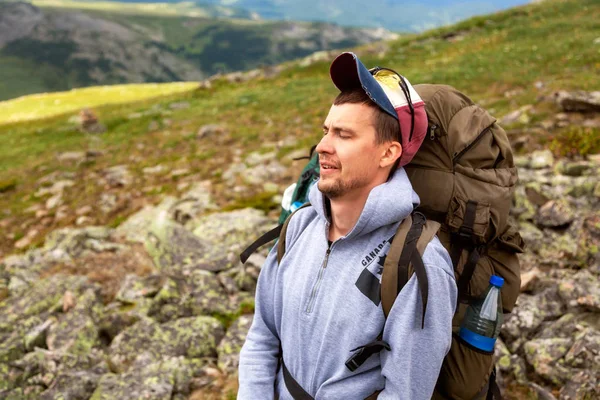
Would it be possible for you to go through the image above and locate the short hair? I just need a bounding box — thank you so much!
[333,89,400,145]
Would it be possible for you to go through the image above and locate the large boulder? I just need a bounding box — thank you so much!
[46,288,103,355]
[218,314,253,374]
[558,270,600,312]
[114,197,177,244]
[0,275,92,363]
[149,271,236,323]
[192,208,271,271]
[524,338,573,385]
[108,316,224,373]
[502,285,566,350]
[90,356,201,400]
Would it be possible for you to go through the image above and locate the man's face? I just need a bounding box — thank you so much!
[316,102,389,200]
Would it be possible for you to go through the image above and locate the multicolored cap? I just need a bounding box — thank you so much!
[329,52,428,167]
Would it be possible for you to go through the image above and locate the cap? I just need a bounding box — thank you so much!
[329,52,428,167]
[489,275,504,288]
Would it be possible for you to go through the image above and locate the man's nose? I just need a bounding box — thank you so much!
[316,133,333,155]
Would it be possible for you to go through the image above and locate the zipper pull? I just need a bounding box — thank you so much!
[429,124,437,140]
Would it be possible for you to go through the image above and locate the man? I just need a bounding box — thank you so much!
[238,52,457,399]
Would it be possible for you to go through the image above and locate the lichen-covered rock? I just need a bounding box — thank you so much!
[502,286,566,346]
[114,196,178,245]
[563,328,600,370]
[0,275,92,362]
[145,210,215,274]
[536,200,575,228]
[103,165,132,187]
[8,348,108,399]
[558,369,600,400]
[495,338,527,384]
[537,312,600,339]
[115,274,165,303]
[0,385,45,399]
[537,231,580,266]
[524,338,573,384]
[39,369,101,400]
[555,160,593,177]
[98,299,153,341]
[149,272,236,322]
[169,183,217,228]
[24,318,55,352]
[192,208,271,271]
[218,314,253,374]
[43,226,121,258]
[46,288,103,355]
[109,316,224,372]
[558,270,600,312]
[512,186,537,222]
[91,356,197,400]
[218,266,257,293]
[1,247,73,296]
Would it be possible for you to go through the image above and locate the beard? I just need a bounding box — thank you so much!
[317,169,371,199]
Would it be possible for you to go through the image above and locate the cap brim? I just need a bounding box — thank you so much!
[329,52,397,120]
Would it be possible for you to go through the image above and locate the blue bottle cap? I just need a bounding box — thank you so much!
[490,275,504,288]
[290,201,304,212]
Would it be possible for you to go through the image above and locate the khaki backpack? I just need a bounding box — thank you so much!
[241,84,524,400]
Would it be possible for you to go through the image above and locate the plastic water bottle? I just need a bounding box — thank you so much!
[459,275,504,352]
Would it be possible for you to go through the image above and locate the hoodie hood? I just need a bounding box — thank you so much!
[308,167,420,239]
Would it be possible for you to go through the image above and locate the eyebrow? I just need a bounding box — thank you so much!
[322,124,357,135]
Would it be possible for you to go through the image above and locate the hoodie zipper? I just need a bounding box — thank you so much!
[306,247,331,314]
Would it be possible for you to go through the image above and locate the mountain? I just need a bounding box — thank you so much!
[85,0,533,32]
[0,1,396,100]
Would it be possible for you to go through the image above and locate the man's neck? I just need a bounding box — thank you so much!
[327,189,370,242]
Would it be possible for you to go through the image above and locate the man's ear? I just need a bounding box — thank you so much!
[380,141,402,168]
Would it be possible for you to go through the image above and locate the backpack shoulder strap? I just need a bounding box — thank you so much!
[239,203,311,264]
[381,212,441,324]
[276,202,311,264]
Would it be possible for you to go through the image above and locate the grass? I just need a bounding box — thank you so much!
[0,0,598,261]
[0,82,200,125]
[31,0,242,18]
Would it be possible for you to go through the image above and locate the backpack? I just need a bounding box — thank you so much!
[240,84,525,400]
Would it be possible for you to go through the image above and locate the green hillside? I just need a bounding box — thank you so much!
[0,0,598,264]
[0,1,394,100]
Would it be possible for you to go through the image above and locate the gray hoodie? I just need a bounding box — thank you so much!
[238,168,457,399]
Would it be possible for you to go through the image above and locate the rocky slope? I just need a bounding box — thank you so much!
[0,1,397,100]
[0,115,599,399]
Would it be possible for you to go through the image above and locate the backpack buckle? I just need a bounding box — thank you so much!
[345,341,391,372]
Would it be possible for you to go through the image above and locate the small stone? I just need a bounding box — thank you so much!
[46,193,62,209]
[169,102,190,110]
[170,169,190,178]
[143,165,166,175]
[536,200,574,228]
[556,161,592,177]
[530,150,554,169]
[197,124,226,139]
[148,120,159,131]
[57,151,86,163]
[63,290,76,312]
[525,183,549,207]
[553,90,600,113]
[14,229,38,249]
[520,267,542,292]
[76,216,93,226]
[76,205,93,216]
